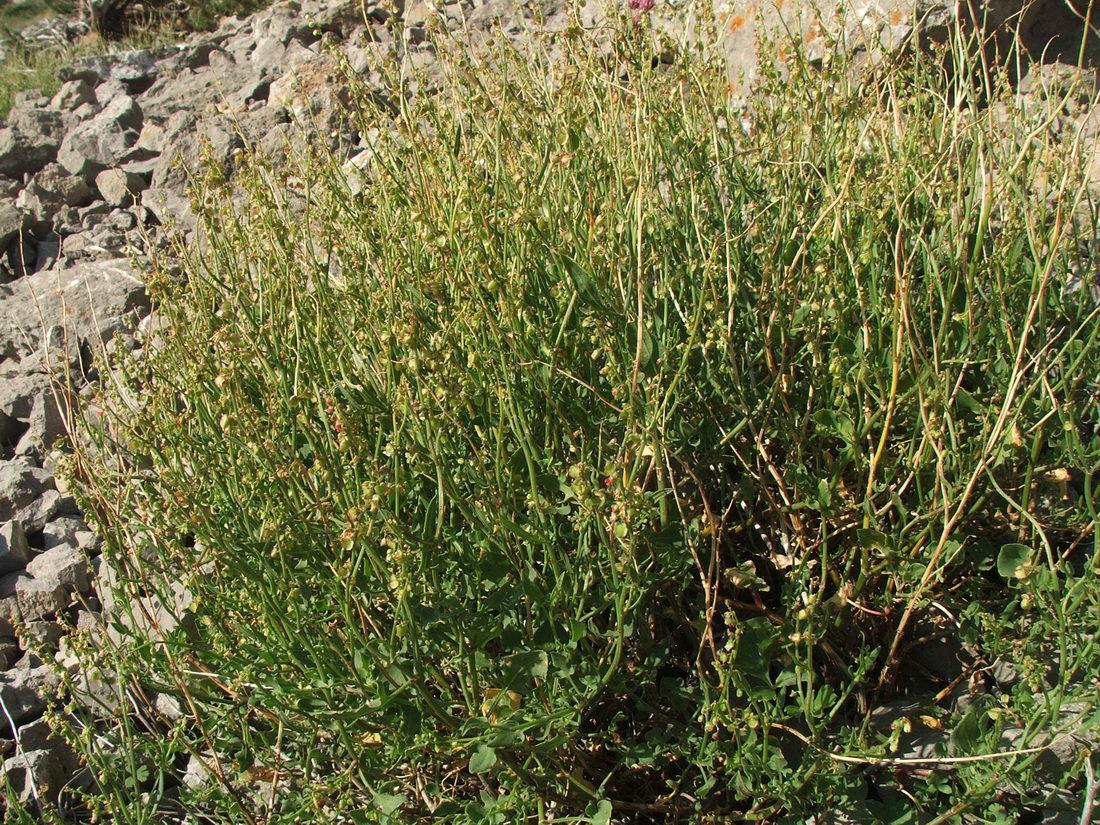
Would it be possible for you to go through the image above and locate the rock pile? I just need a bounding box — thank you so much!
[1,0,1098,812]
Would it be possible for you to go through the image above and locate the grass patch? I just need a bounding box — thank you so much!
[58,9,1100,824]
[0,0,76,33]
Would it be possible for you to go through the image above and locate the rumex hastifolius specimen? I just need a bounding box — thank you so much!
[58,9,1100,825]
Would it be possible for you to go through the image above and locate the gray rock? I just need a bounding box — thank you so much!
[0,460,50,522]
[95,168,147,207]
[142,187,197,231]
[34,235,60,274]
[50,78,97,111]
[0,748,70,806]
[26,545,91,594]
[0,109,63,178]
[0,663,56,725]
[55,651,119,718]
[60,47,167,92]
[39,516,90,551]
[1001,716,1099,784]
[250,35,288,74]
[0,521,30,576]
[0,258,149,364]
[56,96,144,179]
[148,111,242,192]
[0,571,68,622]
[267,50,353,137]
[0,639,16,669]
[140,60,261,119]
[0,370,51,424]
[342,148,374,197]
[154,692,183,721]
[18,619,65,654]
[0,202,22,253]
[989,656,1021,688]
[12,385,68,459]
[15,717,53,751]
[14,164,95,228]
[17,489,79,533]
[182,753,214,789]
[0,408,19,450]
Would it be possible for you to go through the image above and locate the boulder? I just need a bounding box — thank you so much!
[60,47,170,93]
[12,388,69,459]
[16,489,80,533]
[147,111,241,192]
[56,96,144,179]
[0,572,68,622]
[0,663,57,725]
[0,748,71,806]
[39,516,94,552]
[0,371,52,424]
[25,545,91,594]
[140,61,263,119]
[267,50,353,137]
[0,258,149,365]
[0,107,64,178]
[18,619,66,653]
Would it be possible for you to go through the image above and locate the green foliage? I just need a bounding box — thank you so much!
[60,9,1100,824]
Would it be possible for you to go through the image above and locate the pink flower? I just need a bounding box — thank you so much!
[629,0,655,9]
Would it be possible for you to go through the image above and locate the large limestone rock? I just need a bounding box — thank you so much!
[0,259,148,366]
[56,95,144,179]
[0,108,64,179]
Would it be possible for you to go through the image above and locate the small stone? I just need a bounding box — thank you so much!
[154,692,184,721]
[0,521,30,575]
[182,753,213,789]
[95,168,147,207]
[989,657,1020,687]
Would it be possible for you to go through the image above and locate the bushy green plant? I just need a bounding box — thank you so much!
[60,9,1100,824]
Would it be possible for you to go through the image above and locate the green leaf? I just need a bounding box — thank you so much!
[997,543,1032,579]
[372,793,406,816]
[950,707,980,754]
[589,800,613,825]
[469,744,497,773]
